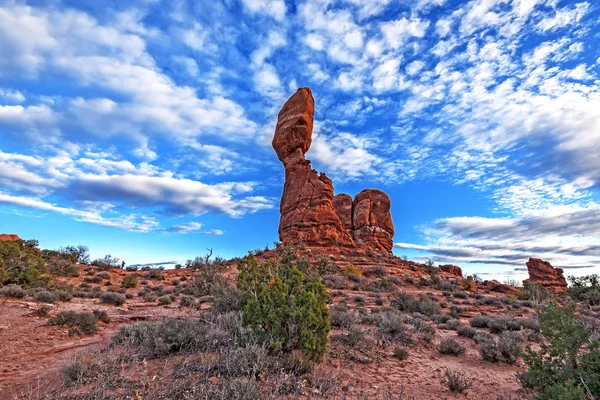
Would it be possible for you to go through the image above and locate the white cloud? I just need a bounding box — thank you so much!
[381,18,429,49]
[240,0,286,21]
[537,2,590,32]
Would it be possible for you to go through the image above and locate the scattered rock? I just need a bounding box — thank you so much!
[208,376,220,385]
[524,258,568,293]
[483,280,518,294]
[272,88,395,254]
[439,264,463,278]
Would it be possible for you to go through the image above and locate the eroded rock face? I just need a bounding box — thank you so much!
[524,258,568,293]
[351,189,394,253]
[273,88,395,253]
[0,234,20,242]
[483,280,518,294]
[273,88,355,248]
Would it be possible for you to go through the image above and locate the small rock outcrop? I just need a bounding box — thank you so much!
[483,279,518,294]
[0,234,20,242]
[524,258,568,293]
[273,88,395,253]
[439,264,463,278]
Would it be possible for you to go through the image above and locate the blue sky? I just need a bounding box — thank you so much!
[1,0,599,280]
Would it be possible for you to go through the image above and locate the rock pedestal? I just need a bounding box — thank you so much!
[523,258,568,293]
[272,88,395,254]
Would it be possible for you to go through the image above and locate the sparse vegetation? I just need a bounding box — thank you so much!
[121,274,137,289]
[49,311,99,334]
[100,292,126,306]
[437,337,465,356]
[440,369,472,394]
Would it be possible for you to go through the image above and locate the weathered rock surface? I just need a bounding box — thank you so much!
[273,88,355,248]
[524,258,568,293]
[439,264,463,278]
[350,189,394,253]
[0,234,20,242]
[483,280,518,294]
[273,88,395,253]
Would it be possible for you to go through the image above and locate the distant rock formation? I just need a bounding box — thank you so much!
[0,234,20,242]
[524,258,568,293]
[439,264,463,278]
[483,279,518,294]
[272,88,395,254]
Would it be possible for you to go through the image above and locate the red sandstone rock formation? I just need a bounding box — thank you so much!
[350,189,394,253]
[273,88,395,253]
[483,280,518,294]
[0,234,20,242]
[273,88,355,248]
[439,264,463,278]
[524,258,568,293]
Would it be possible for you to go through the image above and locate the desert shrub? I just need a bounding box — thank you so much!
[143,293,157,302]
[237,252,330,362]
[370,264,387,277]
[438,337,465,356]
[568,274,600,306]
[392,346,409,360]
[93,310,110,323]
[179,295,195,307]
[49,311,98,334]
[440,369,472,394]
[453,292,467,299]
[344,264,362,278]
[392,291,441,317]
[211,285,243,314]
[111,317,240,359]
[84,275,102,284]
[458,278,476,291]
[100,292,126,306]
[34,290,59,303]
[48,257,79,277]
[329,302,356,329]
[35,303,52,317]
[96,271,111,280]
[91,255,122,270]
[62,355,98,386]
[0,283,26,298]
[55,245,90,264]
[345,325,366,347]
[523,303,600,399]
[457,326,477,339]
[321,274,347,289]
[480,337,501,362]
[180,275,188,281]
[353,294,365,304]
[145,269,165,281]
[440,318,460,330]
[121,274,137,289]
[519,281,549,304]
[437,280,454,291]
[0,240,46,288]
[375,293,384,306]
[158,295,172,305]
[377,311,413,345]
[497,331,522,364]
[470,315,492,328]
[488,317,521,333]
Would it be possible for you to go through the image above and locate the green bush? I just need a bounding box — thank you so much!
[392,346,409,360]
[237,252,330,362]
[440,369,472,394]
[121,274,137,289]
[523,303,600,399]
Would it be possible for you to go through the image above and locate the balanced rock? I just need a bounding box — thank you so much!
[273,88,395,254]
[0,234,20,242]
[273,88,355,248]
[524,258,568,293]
